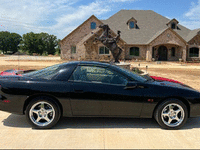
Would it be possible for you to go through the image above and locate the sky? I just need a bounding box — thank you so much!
[0,0,200,39]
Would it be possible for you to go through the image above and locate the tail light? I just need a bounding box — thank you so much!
[3,100,11,103]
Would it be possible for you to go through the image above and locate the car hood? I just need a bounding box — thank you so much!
[152,80,197,91]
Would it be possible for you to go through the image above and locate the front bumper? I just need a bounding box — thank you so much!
[190,104,200,117]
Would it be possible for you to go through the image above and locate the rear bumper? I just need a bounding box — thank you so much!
[0,94,26,115]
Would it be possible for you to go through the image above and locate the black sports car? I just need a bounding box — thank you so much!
[0,61,200,129]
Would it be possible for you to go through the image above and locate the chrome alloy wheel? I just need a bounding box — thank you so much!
[161,103,185,127]
[29,101,55,127]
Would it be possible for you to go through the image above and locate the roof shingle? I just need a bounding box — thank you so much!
[101,10,192,44]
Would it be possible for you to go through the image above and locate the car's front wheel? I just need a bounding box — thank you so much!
[154,99,188,129]
[26,97,61,129]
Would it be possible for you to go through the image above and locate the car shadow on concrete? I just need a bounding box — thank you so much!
[2,114,200,130]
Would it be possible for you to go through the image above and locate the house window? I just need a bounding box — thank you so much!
[129,21,135,29]
[171,47,175,56]
[171,23,176,29]
[91,22,96,29]
[130,47,139,56]
[189,47,199,57]
[71,46,76,54]
[99,46,109,54]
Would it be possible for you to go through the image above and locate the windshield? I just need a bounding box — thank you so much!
[113,65,148,82]
[23,64,62,79]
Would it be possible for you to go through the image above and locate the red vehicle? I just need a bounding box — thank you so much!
[0,69,35,76]
[150,76,183,84]
[0,69,23,76]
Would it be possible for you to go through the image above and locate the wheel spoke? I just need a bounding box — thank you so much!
[169,104,174,111]
[174,115,181,122]
[44,116,50,122]
[36,116,42,122]
[162,112,169,117]
[175,109,181,114]
[46,109,53,114]
[168,118,173,124]
[32,109,40,115]
[40,102,45,108]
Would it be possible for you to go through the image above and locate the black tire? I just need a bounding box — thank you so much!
[154,99,188,129]
[25,96,61,129]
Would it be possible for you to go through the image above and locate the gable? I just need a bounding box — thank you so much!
[60,15,103,45]
[188,34,200,45]
[186,29,200,42]
[77,26,126,46]
[150,28,186,47]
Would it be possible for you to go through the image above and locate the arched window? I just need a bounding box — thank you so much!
[130,47,139,56]
[189,47,199,57]
[129,21,135,29]
[91,22,96,29]
[171,23,176,29]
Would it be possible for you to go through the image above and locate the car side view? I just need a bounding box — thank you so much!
[0,61,200,129]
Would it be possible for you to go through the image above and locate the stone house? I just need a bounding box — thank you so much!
[60,10,200,62]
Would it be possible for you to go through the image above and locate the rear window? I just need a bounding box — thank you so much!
[23,64,63,79]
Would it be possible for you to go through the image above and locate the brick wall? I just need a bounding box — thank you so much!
[187,34,200,61]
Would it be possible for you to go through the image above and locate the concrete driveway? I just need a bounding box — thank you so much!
[0,111,200,149]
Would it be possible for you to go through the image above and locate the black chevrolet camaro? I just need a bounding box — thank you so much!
[0,61,200,129]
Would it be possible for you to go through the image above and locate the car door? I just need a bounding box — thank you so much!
[69,65,144,117]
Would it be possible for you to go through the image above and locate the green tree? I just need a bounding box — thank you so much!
[55,39,61,55]
[21,32,59,55]
[45,34,58,55]
[0,31,22,54]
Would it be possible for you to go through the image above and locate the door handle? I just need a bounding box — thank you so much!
[74,90,84,93]
[124,86,137,90]
[124,85,145,90]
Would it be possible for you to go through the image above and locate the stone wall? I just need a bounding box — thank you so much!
[60,16,102,60]
[187,34,200,61]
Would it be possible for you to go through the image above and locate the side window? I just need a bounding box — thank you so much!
[71,66,128,85]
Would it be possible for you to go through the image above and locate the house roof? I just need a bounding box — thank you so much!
[101,10,192,44]
[186,28,200,42]
[166,18,179,25]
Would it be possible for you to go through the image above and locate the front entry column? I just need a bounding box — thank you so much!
[182,46,187,62]
[146,45,152,61]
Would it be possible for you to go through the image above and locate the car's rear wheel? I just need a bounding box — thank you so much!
[26,97,61,129]
[154,99,188,129]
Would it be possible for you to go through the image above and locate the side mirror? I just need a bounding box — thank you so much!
[124,82,137,89]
